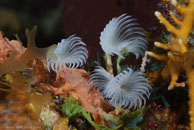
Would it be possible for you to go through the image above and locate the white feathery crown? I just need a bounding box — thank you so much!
[140,51,148,73]
[47,35,88,72]
[90,66,114,91]
[100,14,148,58]
[90,67,151,109]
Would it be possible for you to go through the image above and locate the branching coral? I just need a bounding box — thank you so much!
[46,35,88,72]
[147,0,194,128]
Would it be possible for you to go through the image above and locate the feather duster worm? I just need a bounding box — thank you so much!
[100,13,148,58]
[100,14,148,74]
[90,66,114,91]
[91,66,151,109]
[46,35,88,72]
[0,27,88,75]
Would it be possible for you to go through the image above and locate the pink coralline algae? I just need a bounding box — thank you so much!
[0,32,26,64]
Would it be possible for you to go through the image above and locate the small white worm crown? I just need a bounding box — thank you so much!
[46,35,88,72]
[140,51,148,73]
[90,66,151,109]
[90,66,114,91]
[100,13,148,58]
